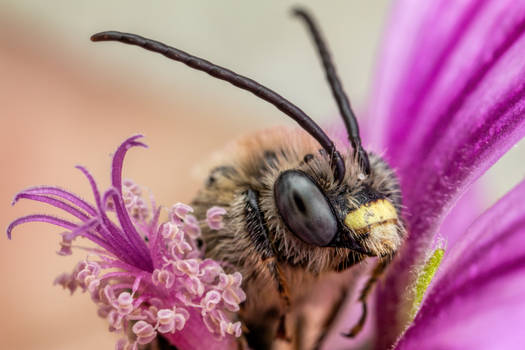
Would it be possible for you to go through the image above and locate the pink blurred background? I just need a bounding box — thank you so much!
[1,2,524,349]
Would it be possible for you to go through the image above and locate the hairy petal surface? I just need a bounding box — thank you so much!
[438,182,484,249]
[396,178,525,349]
[368,0,525,347]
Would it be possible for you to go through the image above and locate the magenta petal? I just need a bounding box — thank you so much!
[438,183,484,249]
[370,1,525,347]
[368,0,525,159]
[396,178,525,349]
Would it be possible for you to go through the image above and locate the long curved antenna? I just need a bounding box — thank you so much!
[91,31,345,182]
[292,8,370,175]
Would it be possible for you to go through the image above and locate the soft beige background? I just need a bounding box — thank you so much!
[1,1,524,349]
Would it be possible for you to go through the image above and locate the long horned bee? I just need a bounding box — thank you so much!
[91,7,405,350]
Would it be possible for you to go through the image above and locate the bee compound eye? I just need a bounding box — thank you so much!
[274,170,337,246]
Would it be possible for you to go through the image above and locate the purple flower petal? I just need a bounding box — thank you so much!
[368,0,525,158]
[396,177,525,349]
[368,1,525,347]
[438,182,484,249]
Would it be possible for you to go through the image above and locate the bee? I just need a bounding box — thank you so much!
[91,7,405,350]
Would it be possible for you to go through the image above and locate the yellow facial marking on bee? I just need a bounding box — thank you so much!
[344,199,398,234]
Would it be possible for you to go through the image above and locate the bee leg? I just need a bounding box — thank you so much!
[344,259,390,338]
[274,261,292,308]
[294,314,306,350]
[245,188,291,342]
[246,188,292,309]
[276,314,289,341]
[311,282,351,350]
[262,258,291,341]
[236,331,251,350]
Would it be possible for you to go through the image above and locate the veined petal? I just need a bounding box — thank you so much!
[367,0,479,150]
[396,178,525,349]
[438,183,484,249]
[368,0,525,160]
[370,1,525,347]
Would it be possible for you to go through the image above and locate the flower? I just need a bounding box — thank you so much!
[324,0,525,349]
[7,135,246,350]
[7,2,525,349]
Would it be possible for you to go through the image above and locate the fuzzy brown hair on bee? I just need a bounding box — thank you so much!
[91,7,406,350]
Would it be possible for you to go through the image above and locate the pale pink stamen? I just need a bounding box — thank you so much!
[53,273,78,295]
[221,320,242,338]
[206,206,227,230]
[182,275,205,297]
[116,338,138,350]
[183,214,201,238]
[171,203,193,225]
[218,272,246,312]
[123,180,149,222]
[160,222,179,241]
[198,259,222,283]
[157,309,176,333]
[108,309,123,331]
[132,320,157,345]
[116,292,134,315]
[57,233,73,256]
[173,308,189,331]
[201,290,222,313]
[152,269,174,289]
[174,259,200,276]
[168,237,193,257]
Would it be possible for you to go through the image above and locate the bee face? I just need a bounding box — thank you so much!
[273,161,403,258]
[252,134,404,272]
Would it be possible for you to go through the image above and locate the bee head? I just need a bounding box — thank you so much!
[271,150,404,265]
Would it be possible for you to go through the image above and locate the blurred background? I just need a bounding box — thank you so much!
[1,1,524,349]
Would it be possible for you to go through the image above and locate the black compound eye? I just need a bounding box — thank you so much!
[274,170,337,246]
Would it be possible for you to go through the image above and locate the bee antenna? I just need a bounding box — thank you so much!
[90,31,346,182]
[292,7,371,175]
